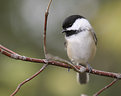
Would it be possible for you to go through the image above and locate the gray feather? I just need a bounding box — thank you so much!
[90,29,97,45]
[77,72,89,84]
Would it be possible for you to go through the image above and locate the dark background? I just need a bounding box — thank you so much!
[0,0,121,96]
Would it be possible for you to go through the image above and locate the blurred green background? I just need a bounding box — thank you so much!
[0,0,121,96]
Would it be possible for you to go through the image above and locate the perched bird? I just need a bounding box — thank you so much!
[62,15,97,84]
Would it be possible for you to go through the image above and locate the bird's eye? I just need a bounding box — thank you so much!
[69,24,72,26]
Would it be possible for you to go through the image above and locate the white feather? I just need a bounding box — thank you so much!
[66,18,92,31]
[65,30,96,65]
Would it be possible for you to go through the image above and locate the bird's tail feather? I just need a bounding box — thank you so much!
[77,72,89,84]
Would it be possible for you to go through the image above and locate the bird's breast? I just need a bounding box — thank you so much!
[66,31,96,64]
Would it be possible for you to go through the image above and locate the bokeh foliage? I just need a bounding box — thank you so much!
[0,0,121,96]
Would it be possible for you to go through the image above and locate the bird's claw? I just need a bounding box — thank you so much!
[87,64,92,73]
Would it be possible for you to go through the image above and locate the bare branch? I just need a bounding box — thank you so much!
[43,0,52,57]
[0,44,17,54]
[0,0,120,95]
[93,79,118,96]
[8,0,53,95]
[0,45,121,80]
[10,64,48,96]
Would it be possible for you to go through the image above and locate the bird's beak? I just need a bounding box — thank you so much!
[62,29,66,33]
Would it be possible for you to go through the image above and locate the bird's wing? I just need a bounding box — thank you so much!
[64,39,67,50]
[90,29,98,45]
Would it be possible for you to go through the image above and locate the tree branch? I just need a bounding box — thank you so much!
[43,0,52,57]
[0,45,121,80]
[0,0,121,95]
[10,64,48,96]
[1,45,120,96]
[93,79,118,96]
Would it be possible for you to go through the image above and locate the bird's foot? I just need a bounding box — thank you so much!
[87,64,92,73]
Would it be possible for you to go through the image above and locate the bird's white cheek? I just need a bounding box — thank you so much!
[66,18,92,31]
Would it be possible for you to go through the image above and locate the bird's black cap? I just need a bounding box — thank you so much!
[62,15,85,30]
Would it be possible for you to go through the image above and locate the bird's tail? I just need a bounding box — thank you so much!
[77,70,89,84]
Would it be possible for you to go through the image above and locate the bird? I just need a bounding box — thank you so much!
[62,15,97,84]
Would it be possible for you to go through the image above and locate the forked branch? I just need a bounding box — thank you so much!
[0,45,121,80]
[0,0,120,96]
[0,45,120,96]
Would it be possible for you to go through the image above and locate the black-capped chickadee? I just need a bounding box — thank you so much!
[62,15,97,84]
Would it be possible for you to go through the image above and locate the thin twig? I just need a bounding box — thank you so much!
[0,46,121,79]
[43,0,84,75]
[0,44,17,54]
[0,0,120,95]
[10,0,53,95]
[10,64,48,96]
[93,79,118,96]
[46,53,84,73]
[43,0,52,57]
